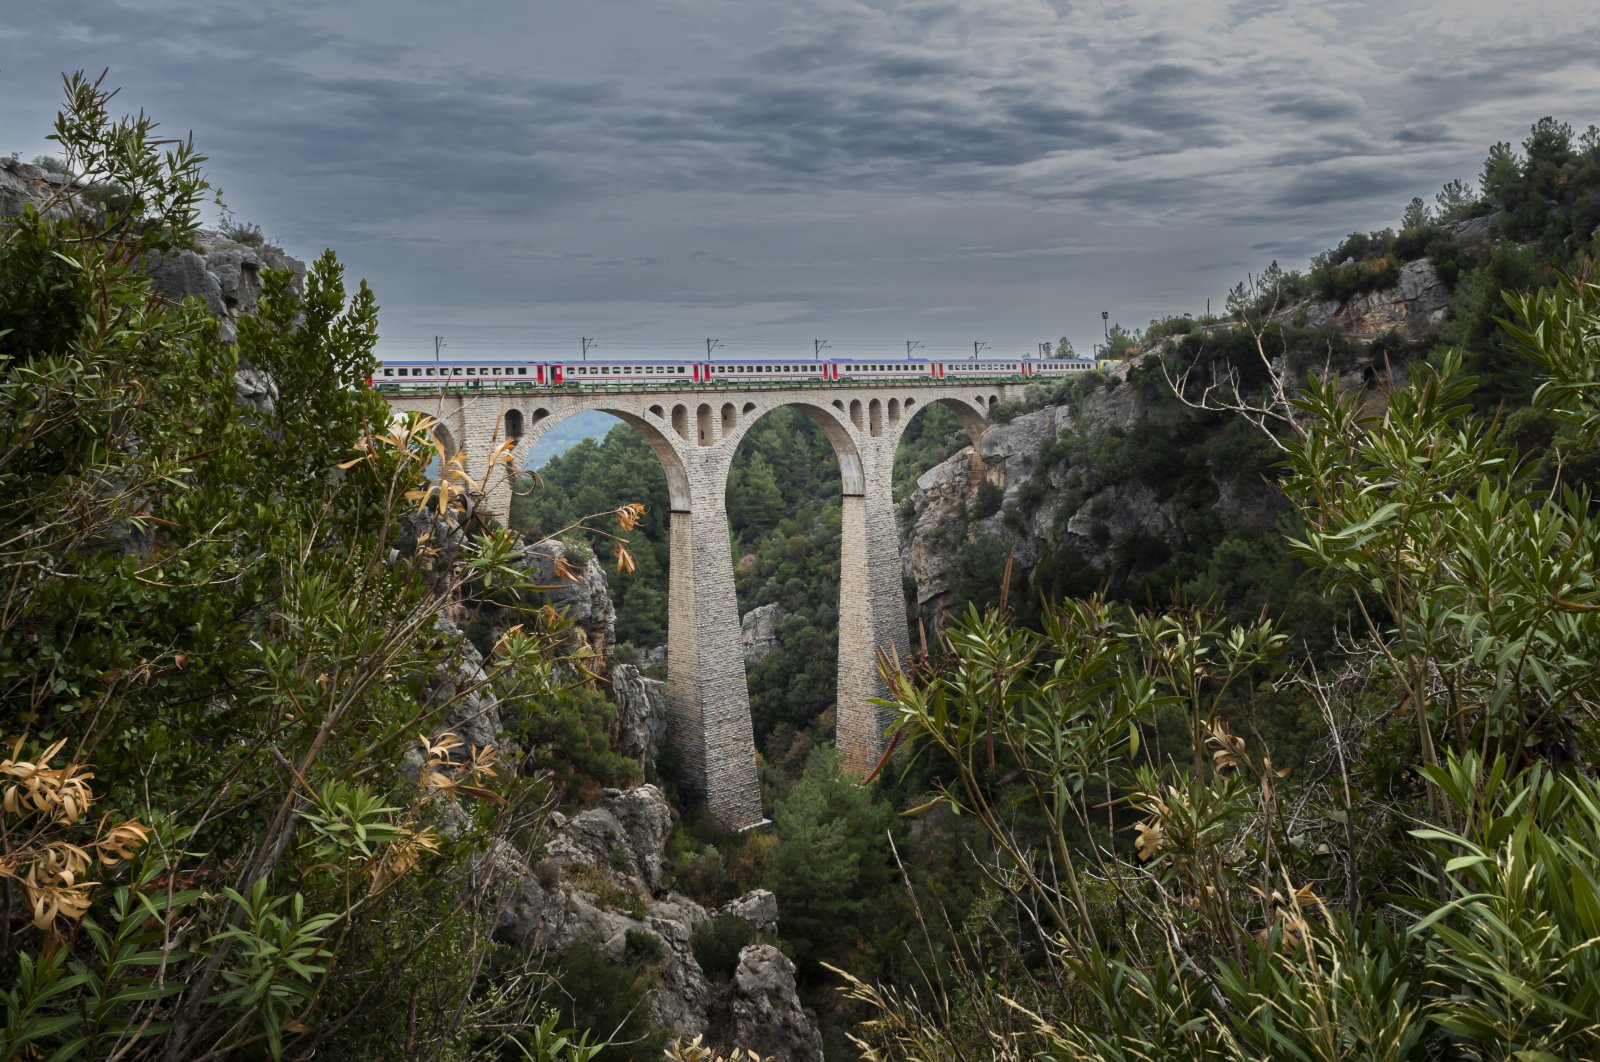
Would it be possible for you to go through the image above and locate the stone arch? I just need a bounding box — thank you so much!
[719,397,865,496]
[505,408,524,439]
[887,397,901,426]
[696,404,713,446]
[849,399,864,430]
[893,394,990,453]
[650,404,665,419]
[672,404,689,441]
[989,394,999,409]
[868,398,883,437]
[424,418,460,462]
[718,395,877,773]
[721,402,737,436]
[506,402,693,512]
[742,401,756,415]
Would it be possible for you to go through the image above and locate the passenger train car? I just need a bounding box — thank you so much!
[370,355,1104,390]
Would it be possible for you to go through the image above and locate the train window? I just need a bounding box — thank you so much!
[518,367,527,375]
[466,368,476,376]
[382,369,393,377]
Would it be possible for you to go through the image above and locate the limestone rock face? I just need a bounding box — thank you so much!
[740,602,783,661]
[146,234,305,343]
[484,784,822,1053]
[905,450,986,626]
[612,663,668,774]
[903,365,1278,633]
[515,541,616,664]
[730,946,823,1062]
[1298,258,1449,341]
[719,889,779,935]
[1,160,306,415]
[0,158,74,220]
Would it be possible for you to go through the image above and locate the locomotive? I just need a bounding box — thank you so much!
[369,355,1102,389]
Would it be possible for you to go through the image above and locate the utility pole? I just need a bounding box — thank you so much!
[974,341,990,360]
[1101,310,1110,343]
[814,339,829,360]
[1038,342,1050,358]
[582,337,596,361]
[706,338,724,357]
[906,340,922,357]
[434,335,445,379]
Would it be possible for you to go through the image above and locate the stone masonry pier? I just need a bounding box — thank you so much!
[385,381,1019,828]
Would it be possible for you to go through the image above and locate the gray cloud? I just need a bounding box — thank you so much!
[3,0,1600,355]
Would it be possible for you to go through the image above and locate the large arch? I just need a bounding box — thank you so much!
[887,394,990,453]
[505,402,692,512]
[718,396,911,775]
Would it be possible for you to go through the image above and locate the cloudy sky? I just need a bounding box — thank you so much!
[4,0,1600,361]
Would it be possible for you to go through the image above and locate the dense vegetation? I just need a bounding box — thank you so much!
[845,277,1600,1058]
[1,76,636,1061]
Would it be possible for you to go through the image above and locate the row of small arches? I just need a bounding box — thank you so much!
[503,396,990,448]
[830,396,911,437]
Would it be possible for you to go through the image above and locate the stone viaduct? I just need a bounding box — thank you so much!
[385,381,1022,829]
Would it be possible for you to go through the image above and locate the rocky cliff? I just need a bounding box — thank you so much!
[463,540,819,1058]
[3,156,305,414]
[903,276,1451,632]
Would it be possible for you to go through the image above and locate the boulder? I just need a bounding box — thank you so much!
[740,602,783,661]
[729,946,823,1062]
[718,889,779,935]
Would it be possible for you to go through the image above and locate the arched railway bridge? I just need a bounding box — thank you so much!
[385,380,1024,828]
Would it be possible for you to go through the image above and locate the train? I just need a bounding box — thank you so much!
[369,356,1104,390]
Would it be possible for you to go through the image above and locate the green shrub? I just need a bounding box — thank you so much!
[690,915,758,983]
[968,480,1004,521]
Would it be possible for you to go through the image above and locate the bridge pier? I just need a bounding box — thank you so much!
[836,441,910,776]
[666,466,765,829]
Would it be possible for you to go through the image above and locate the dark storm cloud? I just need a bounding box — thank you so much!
[4,0,1600,353]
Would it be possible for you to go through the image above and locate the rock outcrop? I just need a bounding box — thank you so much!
[1,157,75,220]
[485,784,821,1058]
[613,663,668,775]
[146,236,305,343]
[1297,257,1449,341]
[513,540,618,665]
[740,602,783,661]
[2,158,306,413]
[731,946,823,1062]
[904,365,1274,632]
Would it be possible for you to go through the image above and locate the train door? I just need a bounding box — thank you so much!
[552,364,565,386]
